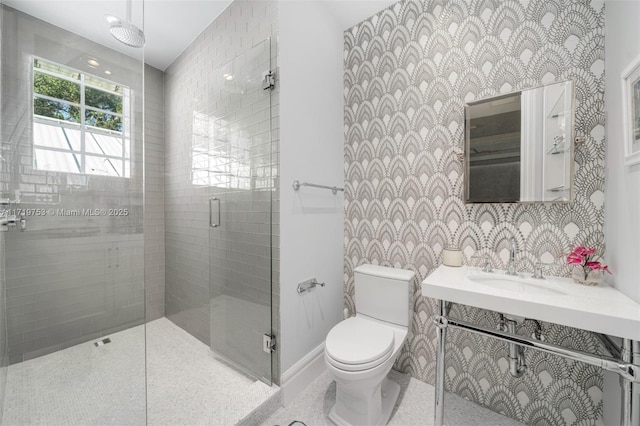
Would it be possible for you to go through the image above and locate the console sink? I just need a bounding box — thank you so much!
[422,265,640,340]
[467,275,567,296]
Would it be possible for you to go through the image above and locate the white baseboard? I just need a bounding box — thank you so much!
[281,342,327,406]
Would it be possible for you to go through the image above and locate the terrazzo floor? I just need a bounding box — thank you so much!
[261,370,525,426]
[4,317,277,425]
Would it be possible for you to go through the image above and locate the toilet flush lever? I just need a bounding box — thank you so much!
[297,278,325,294]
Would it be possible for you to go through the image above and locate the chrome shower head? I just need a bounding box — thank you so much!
[105,0,145,49]
[107,16,145,48]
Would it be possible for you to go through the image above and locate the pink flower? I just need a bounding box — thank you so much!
[585,261,612,274]
[571,246,596,257]
[566,253,584,264]
[567,245,612,279]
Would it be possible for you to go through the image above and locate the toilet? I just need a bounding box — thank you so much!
[325,264,415,426]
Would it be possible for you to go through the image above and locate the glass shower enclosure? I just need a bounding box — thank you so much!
[0,0,276,423]
[0,0,146,423]
[205,39,274,384]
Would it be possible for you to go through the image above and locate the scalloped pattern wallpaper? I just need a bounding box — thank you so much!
[343,0,606,424]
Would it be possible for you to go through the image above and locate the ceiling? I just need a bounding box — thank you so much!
[3,0,234,70]
[3,0,398,71]
[323,0,398,30]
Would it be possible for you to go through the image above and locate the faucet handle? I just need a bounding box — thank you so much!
[471,255,493,273]
[532,261,545,279]
[531,261,564,279]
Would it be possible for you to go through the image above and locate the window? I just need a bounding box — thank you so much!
[32,59,130,177]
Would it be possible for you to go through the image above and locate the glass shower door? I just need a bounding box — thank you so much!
[202,39,274,384]
[0,1,8,421]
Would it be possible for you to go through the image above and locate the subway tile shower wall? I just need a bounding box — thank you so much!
[344,0,606,424]
[0,233,7,423]
[0,6,164,363]
[144,65,166,323]
[163,0,280,383]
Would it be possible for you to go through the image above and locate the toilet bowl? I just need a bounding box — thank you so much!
[325,264,414,426]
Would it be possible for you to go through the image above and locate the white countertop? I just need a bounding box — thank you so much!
[422,265,640,341]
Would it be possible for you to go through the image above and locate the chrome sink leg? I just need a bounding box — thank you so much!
[434,300,449,426]
[621,339,640,426]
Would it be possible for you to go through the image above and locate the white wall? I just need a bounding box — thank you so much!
[604,3,640,422]
[604,0,640,304]
[278,1,345,374]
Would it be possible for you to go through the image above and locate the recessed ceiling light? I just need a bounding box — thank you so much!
[224,74,233,81]
[88,59,100,67]
[104,70,112,75]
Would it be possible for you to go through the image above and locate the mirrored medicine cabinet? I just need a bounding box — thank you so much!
[464,80,575,203]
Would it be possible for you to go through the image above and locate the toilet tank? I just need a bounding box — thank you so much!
[354,265,415,327]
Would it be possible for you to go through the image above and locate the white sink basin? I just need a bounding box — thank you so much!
[421,265,640,341]
[467,275,567,296]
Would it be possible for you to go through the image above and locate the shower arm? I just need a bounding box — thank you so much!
[125,0,132,22]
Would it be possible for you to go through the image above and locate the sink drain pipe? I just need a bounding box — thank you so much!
[501,316,527,378]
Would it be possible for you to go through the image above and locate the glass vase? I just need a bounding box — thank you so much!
[571,266,602,286]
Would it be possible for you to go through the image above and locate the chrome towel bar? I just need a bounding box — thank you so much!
[292,179,344,195]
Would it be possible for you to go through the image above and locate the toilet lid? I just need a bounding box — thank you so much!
[325,317,394,365]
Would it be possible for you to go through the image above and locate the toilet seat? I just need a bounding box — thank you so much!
[325,317,395,372]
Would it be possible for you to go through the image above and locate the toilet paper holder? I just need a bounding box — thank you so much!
[297,278,325,294]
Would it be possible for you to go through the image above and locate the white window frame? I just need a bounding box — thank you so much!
[32,58,131,177]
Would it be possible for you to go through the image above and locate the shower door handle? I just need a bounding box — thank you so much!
[209,197,220,228]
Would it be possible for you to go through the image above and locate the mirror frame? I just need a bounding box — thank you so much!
[463,79,576,204]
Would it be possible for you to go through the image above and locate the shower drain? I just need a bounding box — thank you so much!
[94,338,112,347]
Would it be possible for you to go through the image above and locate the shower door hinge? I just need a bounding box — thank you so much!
[262,70,275,91]
[263,334,276,353]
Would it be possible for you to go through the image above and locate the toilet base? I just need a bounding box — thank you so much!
[328,376,401,426]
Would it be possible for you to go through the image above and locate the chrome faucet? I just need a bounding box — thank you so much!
[506,236,517,276]
[471,255,493,273]
[532,261,545,279]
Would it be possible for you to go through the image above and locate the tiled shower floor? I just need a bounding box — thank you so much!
[3,318,277,425]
